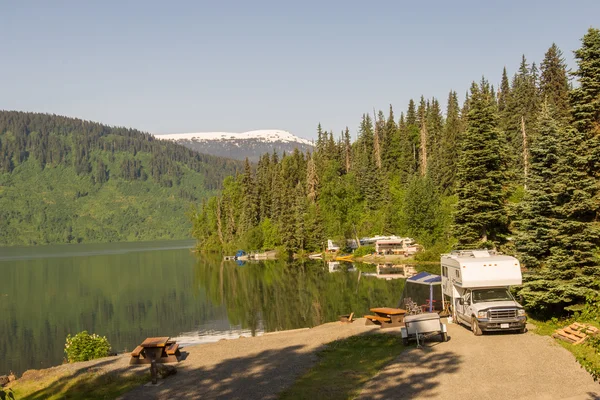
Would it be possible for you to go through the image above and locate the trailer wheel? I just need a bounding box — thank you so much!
[402,338,409,346]
[471,318,482,336]
[441,332,448,342]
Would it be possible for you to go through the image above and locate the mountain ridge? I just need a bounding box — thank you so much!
[155,129,314,161]
[0,111,243,245]
[155,129,314,146]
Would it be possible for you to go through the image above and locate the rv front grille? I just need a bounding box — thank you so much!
[489,309,517,319]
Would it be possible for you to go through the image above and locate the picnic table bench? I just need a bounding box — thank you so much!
[130,337,182,384]
[365,307,406,328]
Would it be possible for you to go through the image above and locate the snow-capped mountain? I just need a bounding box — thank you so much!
[154,130,314,161]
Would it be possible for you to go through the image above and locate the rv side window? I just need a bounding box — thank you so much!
[455,269,460,278]
[464,292,471,304]
[442,266,448,277]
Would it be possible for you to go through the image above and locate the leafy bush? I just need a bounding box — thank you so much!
[413,239,453,262]
[64,331,111,362]
[353,246,375,257]
[573,293,600,381]
[574,333,600,382]
[575,292,600,323]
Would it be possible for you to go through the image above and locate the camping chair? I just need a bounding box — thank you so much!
[405,298,422,315]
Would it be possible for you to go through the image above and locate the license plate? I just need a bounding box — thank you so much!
[501,323,509,329]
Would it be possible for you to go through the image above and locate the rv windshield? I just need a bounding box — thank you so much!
[472,288,513,303]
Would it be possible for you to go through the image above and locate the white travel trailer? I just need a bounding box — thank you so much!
[441,249,527,335]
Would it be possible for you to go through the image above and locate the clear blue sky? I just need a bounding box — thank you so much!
[1,1,599,140]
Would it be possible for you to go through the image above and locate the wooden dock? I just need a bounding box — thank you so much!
[238,250,278,261]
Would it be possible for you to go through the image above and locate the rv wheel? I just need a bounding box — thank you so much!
[471,318,482,336]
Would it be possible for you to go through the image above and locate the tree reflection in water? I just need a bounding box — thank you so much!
[194,257,405,335]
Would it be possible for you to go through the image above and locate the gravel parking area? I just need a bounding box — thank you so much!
[118,319,380,400]
[357,321,600,400]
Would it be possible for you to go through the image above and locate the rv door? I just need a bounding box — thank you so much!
[456,290,471,322]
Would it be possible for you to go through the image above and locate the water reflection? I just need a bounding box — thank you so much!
[0,243,404,376]
[194,257,405,334]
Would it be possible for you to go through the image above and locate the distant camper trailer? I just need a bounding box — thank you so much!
[375,238,418,255]
[375,240,405,255]
[327,240,340,252]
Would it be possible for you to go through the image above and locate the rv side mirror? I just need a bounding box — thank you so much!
[458,298,464,306]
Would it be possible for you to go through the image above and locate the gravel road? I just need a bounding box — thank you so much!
[357,321,600,400]
[14,318,599,399]
[118,320,380,400]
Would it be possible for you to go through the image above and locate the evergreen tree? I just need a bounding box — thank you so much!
[256,153,273,220]
[354,114,381,208]
[439,91,462,193]
[306,153,319,203]
[418,97,428,176]
[240,158,258,232]
[343,127,351,173]
[571,28,600,136]
[454,80,509,247]
[382,105,400,174]
[373,110,385,170]
[540,43,570,122]
[292,182,307,251]
[498,67,510,115]
[306,204,325,251]
[516,30,600,315]
[399,100,419,181]
[504,55,539,180]
[400,175,443,247]
[426,98,444,184]
[515,103,562,268]
[316,123,325,153]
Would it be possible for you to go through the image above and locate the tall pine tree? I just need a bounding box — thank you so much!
[540,43,571,123]
[454,79,509,247]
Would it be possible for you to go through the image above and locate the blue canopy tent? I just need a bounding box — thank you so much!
[398,272,442,312]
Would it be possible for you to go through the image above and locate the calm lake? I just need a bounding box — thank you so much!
[0,240,404,375]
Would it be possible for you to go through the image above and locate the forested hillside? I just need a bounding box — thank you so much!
[0,111,243,245]
[192,28,600,316]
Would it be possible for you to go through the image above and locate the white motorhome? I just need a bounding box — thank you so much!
[441,249,527,335]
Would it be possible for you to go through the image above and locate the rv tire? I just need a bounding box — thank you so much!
[471,318,482,336]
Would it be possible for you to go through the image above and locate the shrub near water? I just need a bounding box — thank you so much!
[64,331,111,362]
[352,245,375,258]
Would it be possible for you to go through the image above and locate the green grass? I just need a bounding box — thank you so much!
[9,369,149,400]
[529,318,600,381]
[279,334,404,400]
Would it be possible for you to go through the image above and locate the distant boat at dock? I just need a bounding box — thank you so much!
[237,250,277,261]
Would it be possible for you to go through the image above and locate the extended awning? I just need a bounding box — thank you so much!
[400,272,442,312]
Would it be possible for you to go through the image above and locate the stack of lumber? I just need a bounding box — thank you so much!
[552,322,599,345]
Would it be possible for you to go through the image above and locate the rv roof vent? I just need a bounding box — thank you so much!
[471,250,491,258]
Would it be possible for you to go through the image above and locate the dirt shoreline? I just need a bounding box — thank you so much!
[8,319,382,399]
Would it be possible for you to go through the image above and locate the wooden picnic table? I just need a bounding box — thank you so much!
[141,336,170,348]
[365,307,407,328]
[130,336,182,384]
[370,307,406,316]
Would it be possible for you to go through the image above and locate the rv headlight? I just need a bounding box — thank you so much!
[517,309,526,317]
[477,311,488,319]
